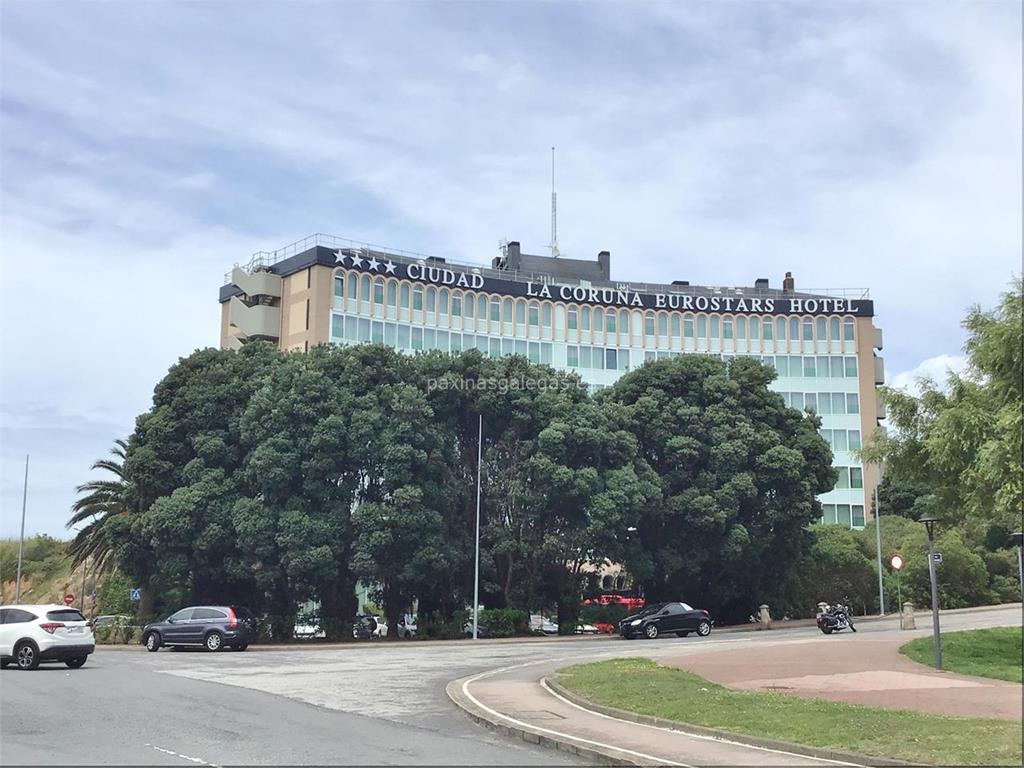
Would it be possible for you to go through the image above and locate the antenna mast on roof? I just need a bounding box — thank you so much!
[549,146,560,258]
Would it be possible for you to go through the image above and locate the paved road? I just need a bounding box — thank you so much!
[1,605,1018,765]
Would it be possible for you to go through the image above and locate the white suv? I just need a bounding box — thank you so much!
[0,604,95,670]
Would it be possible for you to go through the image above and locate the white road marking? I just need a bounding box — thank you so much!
[460,658,693,767]
[146,744,220,766]
[539,678,864,767]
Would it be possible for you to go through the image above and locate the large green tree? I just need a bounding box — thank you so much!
[604,354,836,622]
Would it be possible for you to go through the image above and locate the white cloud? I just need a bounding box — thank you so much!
[889,354,969,396]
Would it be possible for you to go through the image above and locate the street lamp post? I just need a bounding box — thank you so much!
[1011,532,1023,599]
[874,485,885,615]
[15,454,29,604]
[472,414,482,640]
[919,516,942,670]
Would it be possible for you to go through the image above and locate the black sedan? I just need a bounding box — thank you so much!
[619,602,713,639]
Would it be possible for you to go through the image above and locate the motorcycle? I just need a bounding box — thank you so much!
[816,599,857,634]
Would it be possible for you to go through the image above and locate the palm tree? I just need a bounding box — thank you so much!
[67,439,133,571]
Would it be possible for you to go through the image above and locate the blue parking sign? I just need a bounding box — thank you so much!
[130,588,142,601]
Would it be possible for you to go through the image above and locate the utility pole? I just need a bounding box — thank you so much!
[15,454,29,604]
[472,414,482,639]
[874,485,885,615]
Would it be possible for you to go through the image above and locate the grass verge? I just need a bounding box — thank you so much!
[555,658,1022,766]
[901,627,1023,683]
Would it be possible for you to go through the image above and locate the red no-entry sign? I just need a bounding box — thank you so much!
[64,593,75,605]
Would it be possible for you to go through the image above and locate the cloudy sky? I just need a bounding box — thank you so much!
[1,1,1020,537]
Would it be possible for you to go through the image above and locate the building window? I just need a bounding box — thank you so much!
[529,302,539,326]
[567,345,579,367]
[464,293,474,318]
[331,314,343,338]
[543,304,552,328]
[606,348,617,369]
[426,287,436,312]
[372,321,384,343]
[644,312,655,336]
[801,318,812,341]
[710,316,720,338]
[791,392,804,410]
[816,317,826,342]
[621,309,630,334]
[360,275,371,302]
[830,356,843,377]
[334,276,344,309]
[387,281,397,307]
[762,318,772,340]
[581,307,591,331]
[477,295,487,319]
[723,317,734,340]
[594,309,605,334]
[439,288,449,314]
[411,327,423,350]
[347,273,358,299]
[528,341,540,363]
[619,348,630,370]
[847,393,860,414]
[413,286,423,310]
[822,504,837,524]
[848,430,861,450]
[658,313,667,337]
[830,317,840,341]
[490,298,500,322]
[805,393,817,412]
[776,317,786,341]
[374,278,384,305]
[737,316,746,340]
[843,318,855,341]
[503,298,513,323]
[845,356,858,377]
[568,308,578,330]
[541,343,552,364]
[788,317,798,343]
[684,315,694,338]
[852,505,865,527]
[452,293,462,316]
[837,504,852,526]
[850,467,864,489]
[834,430,849,452]
[836,467,850,489]
[803,356,816,377]
[671,314,681,338]
[817,355,830,378]
[516,299,526,325]
[697,315,707,339]
[606,311,616,333]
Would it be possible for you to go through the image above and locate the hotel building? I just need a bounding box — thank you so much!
[219,234,885,529]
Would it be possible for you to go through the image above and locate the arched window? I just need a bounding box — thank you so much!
[502,298,513,322]
[464,292,475,318]
[606,310,616,333]
[373,277,384,304]
[439,288,449,314]
[542,304,552,328]
[843,317,855,341]
[413,285,423,311]
[816,317,826,341]
[789,317,800,342]
[671,314,681,338]
[658,313,667,337]
[644,311,655,336]
[347,271,357,299]
[386,280,397,307]
[568,307,578,330]
[723,317,734,339]
[451,291,462,316]
[594,308,605,333]
[830,316,840,341]
[762,317,772,340]
[802,317,813,341]
[737,316,747,339]
[684,313,695,338]
[529,302,540,326]
[360,275,371,302]
[426,286,437,312]
[489,297,500,322]
[515,299,526,324]
[400,283,410,309]
[581,306,591,331]
[776,317,786,341]
[697,315,707,338]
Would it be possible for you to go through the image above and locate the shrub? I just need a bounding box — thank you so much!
[478,608,528,637]
[580,603,629,625]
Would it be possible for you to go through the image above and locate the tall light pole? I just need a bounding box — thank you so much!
[472,414,482,640]
[1011,532,1023,599]
[15,454,29,604]
[874,485,885,615]
[919,516,942,670]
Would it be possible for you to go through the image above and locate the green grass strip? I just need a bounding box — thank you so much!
[901,627,1023,684]
[555,658,1022,766]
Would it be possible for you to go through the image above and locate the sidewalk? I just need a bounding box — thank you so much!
[664,630,1022,721]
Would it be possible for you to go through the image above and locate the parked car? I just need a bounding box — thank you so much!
[618,602,712,640]
[575,623,599,634]
[0,604,94,670]
[140,605,257,652]
[353,614,378,639]
[397,614,417,639]
[529,615,559,635]
[90,614,131,629]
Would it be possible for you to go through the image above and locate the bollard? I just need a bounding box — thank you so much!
[901,602,916,630]
[758,604,772,630]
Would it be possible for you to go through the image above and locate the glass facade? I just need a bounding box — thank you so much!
[328,268,868,529]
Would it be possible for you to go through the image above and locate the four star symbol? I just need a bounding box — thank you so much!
[337,250,401,276]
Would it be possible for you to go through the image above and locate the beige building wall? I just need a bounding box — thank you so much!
[278,265,333,352]
[855,316,883,520]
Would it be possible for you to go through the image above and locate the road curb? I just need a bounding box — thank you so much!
[445,675,656,766]
[544,677,921,767]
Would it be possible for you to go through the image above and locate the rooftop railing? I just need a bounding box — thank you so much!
[224,233,871,300]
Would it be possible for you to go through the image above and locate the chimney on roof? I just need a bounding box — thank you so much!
[782,272,795,294]
[754,278,769,290]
